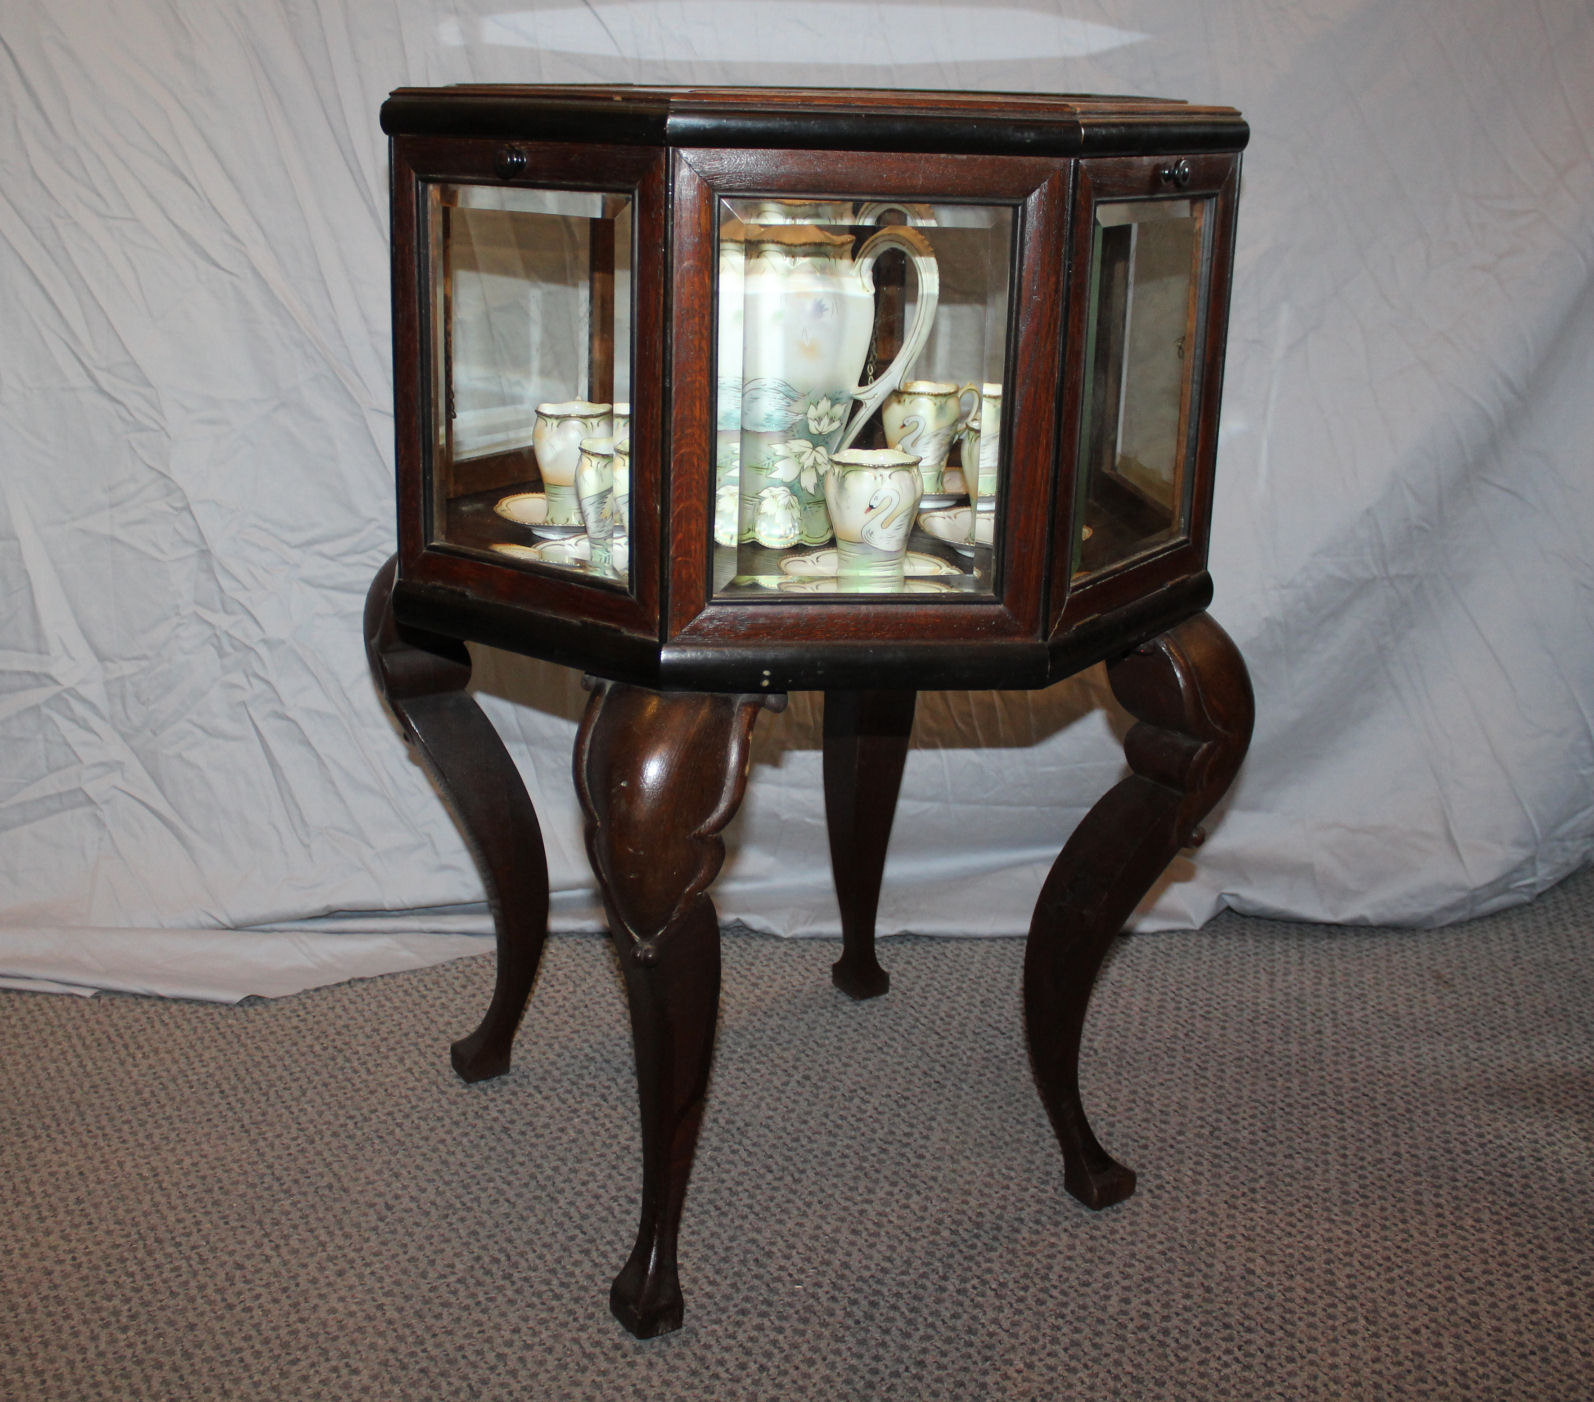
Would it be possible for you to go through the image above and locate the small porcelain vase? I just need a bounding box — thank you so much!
[883,380,979,495]
[823,448,923,590]
[533,400,612,526]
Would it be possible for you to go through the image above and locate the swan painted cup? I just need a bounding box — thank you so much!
[576,437,617,536]
[576,436,622,578]
[533,400,612,526]
[823,448,923,589]
[883,380,978,494]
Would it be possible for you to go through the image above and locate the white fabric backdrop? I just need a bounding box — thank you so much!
[3,0,1592,999]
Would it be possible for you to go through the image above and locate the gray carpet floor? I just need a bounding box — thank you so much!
[3,868,1592,1401]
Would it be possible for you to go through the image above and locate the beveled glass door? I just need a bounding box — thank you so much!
[424,182,634,589]
[709,197,1017,601]
[1073,194,1207,578]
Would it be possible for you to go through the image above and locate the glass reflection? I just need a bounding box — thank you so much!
[1074,198,1204,578]
[426,184,632,587]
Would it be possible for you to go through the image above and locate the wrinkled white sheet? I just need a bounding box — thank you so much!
[3,0,1592,1000]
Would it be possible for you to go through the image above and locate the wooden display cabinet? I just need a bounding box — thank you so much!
[367,85,1253,1337]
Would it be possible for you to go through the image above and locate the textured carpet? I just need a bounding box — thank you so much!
[3,869,1592,1400]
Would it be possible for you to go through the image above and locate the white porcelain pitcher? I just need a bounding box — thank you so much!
[733,220,939,548]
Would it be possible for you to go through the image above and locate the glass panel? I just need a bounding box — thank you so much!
[1074,198,1204,579]
[425,183,633,587]
[711,198,1013,599]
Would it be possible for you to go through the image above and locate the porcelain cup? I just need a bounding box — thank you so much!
[576,436,620,574]
[883,381,978,495]
[612,437,630,537]
[534,400,612,525]
[969,383,1002,510]
[823,448,923,590]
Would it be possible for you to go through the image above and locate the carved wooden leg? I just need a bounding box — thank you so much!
[1025,611,1253,1209]
[574,679,782,1338]
[823,689,916,999]
[363,556,551,1083]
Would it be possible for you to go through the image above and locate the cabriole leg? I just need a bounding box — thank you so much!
[1025,611,1253,1208]
[823,689,916,999]
[363,556,551,1083]
[574,679,782,1338]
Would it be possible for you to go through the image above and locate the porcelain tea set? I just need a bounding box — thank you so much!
[494,400,631,578]
[498,205,1002,588]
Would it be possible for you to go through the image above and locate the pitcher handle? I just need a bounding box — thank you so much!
[838,225,940,450]
[956,382,980,432]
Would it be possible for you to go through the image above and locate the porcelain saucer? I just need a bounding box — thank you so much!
[493,491,584,539]
[491,535,629,573]
[778,548,962,579]
[776,576,954,594]
[916,505,989,556]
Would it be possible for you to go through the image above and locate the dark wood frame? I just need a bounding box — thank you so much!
[390,135,668,655]
[1050,152,1243,635]
[662,148,1067,657]
[387,122,1243,694]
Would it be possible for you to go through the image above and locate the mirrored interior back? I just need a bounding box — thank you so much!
[425,183,635,588]
[711,197,1015,600]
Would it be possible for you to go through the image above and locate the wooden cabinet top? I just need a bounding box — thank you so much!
[382,85,1248,157]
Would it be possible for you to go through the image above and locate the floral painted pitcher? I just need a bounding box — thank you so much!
[731,219,940,548]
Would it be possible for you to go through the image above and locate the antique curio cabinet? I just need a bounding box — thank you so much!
[369,86,1254,1337]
